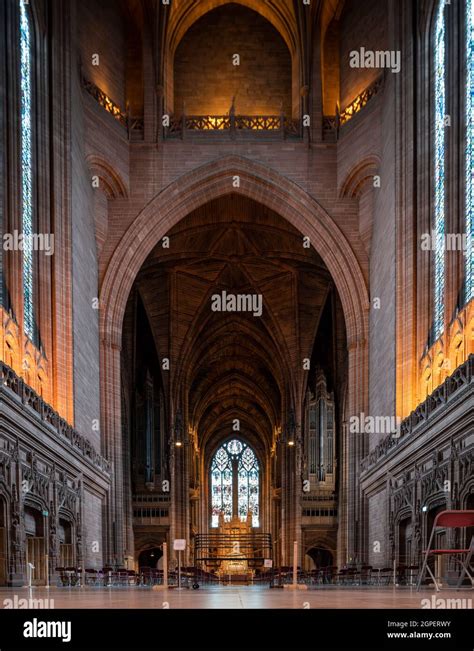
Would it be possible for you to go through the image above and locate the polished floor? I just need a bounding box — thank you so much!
[0,585,472,609]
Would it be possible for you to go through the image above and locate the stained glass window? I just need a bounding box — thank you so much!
[465,0,474,304]
[433,1,447,340]
[211,439,259,528]
[19,0,35,340]
[211,445,233,527]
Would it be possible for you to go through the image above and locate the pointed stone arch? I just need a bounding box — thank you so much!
[99,155,369,564]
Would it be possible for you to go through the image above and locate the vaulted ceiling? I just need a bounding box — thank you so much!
[134,194,334,457]
[166,0,299,57]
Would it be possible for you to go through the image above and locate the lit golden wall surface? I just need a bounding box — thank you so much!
[0,306,51,405]
[418,301,473,407]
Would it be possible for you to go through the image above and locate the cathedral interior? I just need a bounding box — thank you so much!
[0,0,473,613]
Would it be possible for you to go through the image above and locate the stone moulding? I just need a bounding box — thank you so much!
[0,361,110,474]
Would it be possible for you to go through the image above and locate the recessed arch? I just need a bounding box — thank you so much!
[99,156,369,562]
[100,155,368,350]
[167,0,298,58]
[165,1,301,117]
[86,155,128,199]
[339,155,381,198]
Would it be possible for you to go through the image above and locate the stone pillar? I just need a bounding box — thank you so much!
[169,409,190,563]
[100,336,125,566]
[51,0,74,423]
[280,409,302,566]
[345,337,369,564]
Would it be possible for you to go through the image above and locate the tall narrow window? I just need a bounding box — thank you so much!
[465,0,474,304]
[210,439,259,528]
[433,1,447,340]
[19,0,35,340]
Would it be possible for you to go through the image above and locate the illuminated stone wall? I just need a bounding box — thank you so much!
[173,4,292,117]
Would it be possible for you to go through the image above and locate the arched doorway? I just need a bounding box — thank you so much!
[24,506,46,585]
[398,515,413,566]
[138,547,163,570]
[305,547,333,570]
[58,518,74,567]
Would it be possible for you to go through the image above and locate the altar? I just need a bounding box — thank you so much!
[214,513,255,583]
[194,511,272,582]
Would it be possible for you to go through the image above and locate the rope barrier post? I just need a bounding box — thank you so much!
[45,554,49,589]
[163,542,168,589]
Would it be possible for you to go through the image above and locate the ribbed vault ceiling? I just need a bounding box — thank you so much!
[136,194,333,456]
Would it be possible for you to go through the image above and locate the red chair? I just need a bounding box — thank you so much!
[416,510,474,591]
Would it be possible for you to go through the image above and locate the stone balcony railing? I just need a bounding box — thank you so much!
[0,360,110,474]
[339,74,384,126]
[82,69,385,144]
[360,354,473,474]
[132,493,170,505]
[81,75,144,140]
[164,110,301,140]
[132,502,170,526]
[301,492,337,503]
[81,74,301,142]
[323,73,385,141]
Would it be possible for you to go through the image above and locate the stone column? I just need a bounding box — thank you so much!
[100,336,125,566]
[280,409,302,566]
[345,336,369,564]
[169,409,190,563]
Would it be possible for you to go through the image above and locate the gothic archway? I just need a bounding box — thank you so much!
[99,155,369,564]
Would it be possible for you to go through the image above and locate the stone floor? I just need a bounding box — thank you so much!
[0,585,472,609]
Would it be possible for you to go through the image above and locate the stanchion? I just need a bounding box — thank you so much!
[163,542,168,588]
[45,554,49,589]
[293,541,298,587]
[27,562,34,589]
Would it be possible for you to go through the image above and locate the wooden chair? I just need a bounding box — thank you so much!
[336,568,348,585]
[360,565,373,585]
[396,564,407,585]
[139,566,152,586]
[379,567,393,586]
[84,568,98,586]
[324,566,338,584]
[55,567,69,587]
